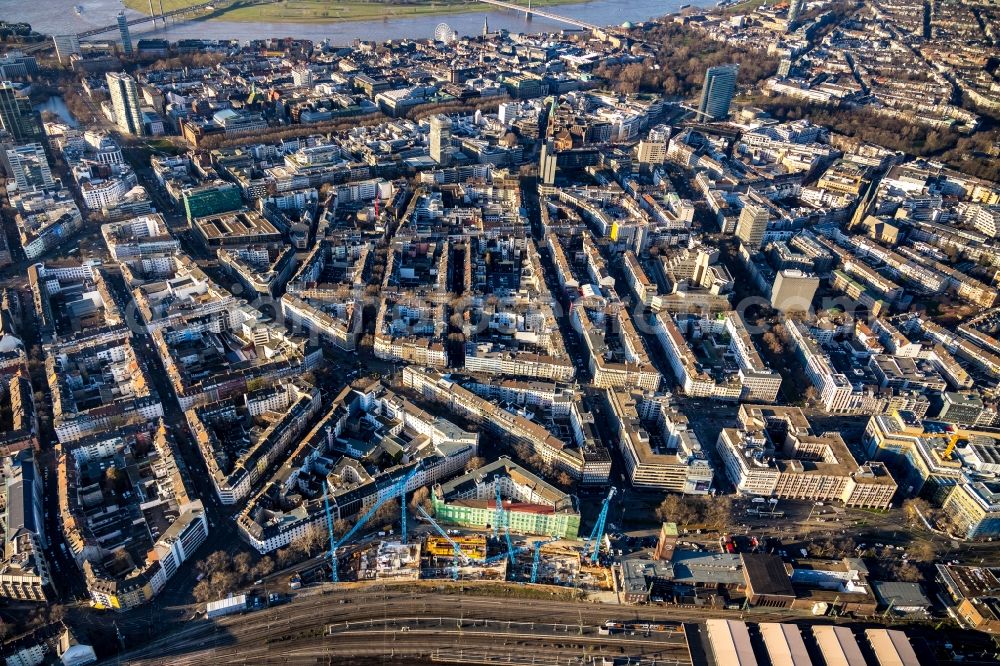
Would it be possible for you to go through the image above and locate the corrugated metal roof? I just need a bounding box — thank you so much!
[760,623,812,666]
[706,619,757,666]
[812,626,865,666]
[865,628,920,666]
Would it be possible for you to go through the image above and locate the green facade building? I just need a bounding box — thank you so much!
[0,83,41,142]
[183,182,243,223]
[431,456,580,539]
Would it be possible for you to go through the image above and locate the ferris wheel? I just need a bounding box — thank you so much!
[434,22,456,43]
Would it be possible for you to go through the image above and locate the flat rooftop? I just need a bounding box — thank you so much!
[194,210,280,241]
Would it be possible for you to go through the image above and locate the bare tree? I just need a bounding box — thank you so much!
[464,456,486,472]
[197,550,230,576]
[892,561,924,582]
[292,524,326,557]
[366,499,400,530]
[909,540,938,563]
[902,498,931,526]
[409,486,432,513]
[193,579,214,603]
[233,552,253,579]
[332,518,352,539]
[762,331,783,355]
[703,496,732,532]
[656,495,700,526]
[253,556,275,579]
[47,604,66,624]
[275,548,294,568]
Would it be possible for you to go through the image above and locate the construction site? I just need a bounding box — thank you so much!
[345,534,615,590]
[315,459,619,590]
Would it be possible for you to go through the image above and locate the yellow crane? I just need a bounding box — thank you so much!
[922,429,966,462]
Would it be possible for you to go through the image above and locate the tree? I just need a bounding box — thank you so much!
[333,518,353,539]
[233,552,253,579]
[409,486,432,513]
[656,495,700,526]
[902,498,931,526]
[103,466,126,493]
[464,456,486,472]
[703,496,732,532]
[252,556,275,579]
[292,523,325,557]
[909,540,938,563]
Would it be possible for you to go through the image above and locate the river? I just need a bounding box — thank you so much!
[2,0,708,43]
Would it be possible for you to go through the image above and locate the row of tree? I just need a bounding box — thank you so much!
[655,494,732,531]
[594,22,779,97]
[194,112,387,150]
[511,442,576,490]
[755,95,1000,182]
[192,550,275,603]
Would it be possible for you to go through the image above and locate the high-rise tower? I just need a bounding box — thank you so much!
[735,200,769,250]
[788,0,804,26]
[117,12,133,57]
[0,83,41,141]
[4,143,54,192]
[429,114,452,165]
[697,64,739,121]
[106,71,144,136]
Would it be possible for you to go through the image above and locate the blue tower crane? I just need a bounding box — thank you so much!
[502,507,516,564]
[326,464,421,583]
[481,534,558,568]
[482,542,523,565]
[416,505,464,580]
[492,474,504,540]
[400,472,409,544]
[322,485,337,583]
[530,539,544,584]
[583,487,616,564]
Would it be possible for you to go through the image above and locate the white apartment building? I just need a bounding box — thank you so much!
[608,389,715,493]
[654,311,780,402]
[463,343,574,381]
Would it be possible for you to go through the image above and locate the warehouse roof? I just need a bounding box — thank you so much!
[742,553,795,598]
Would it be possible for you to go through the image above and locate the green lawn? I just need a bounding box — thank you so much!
[124,0,583,24]
[719,0,781,15]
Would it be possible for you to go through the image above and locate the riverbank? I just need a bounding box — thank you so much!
[20,0,702,43]
[123,0,586,24]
